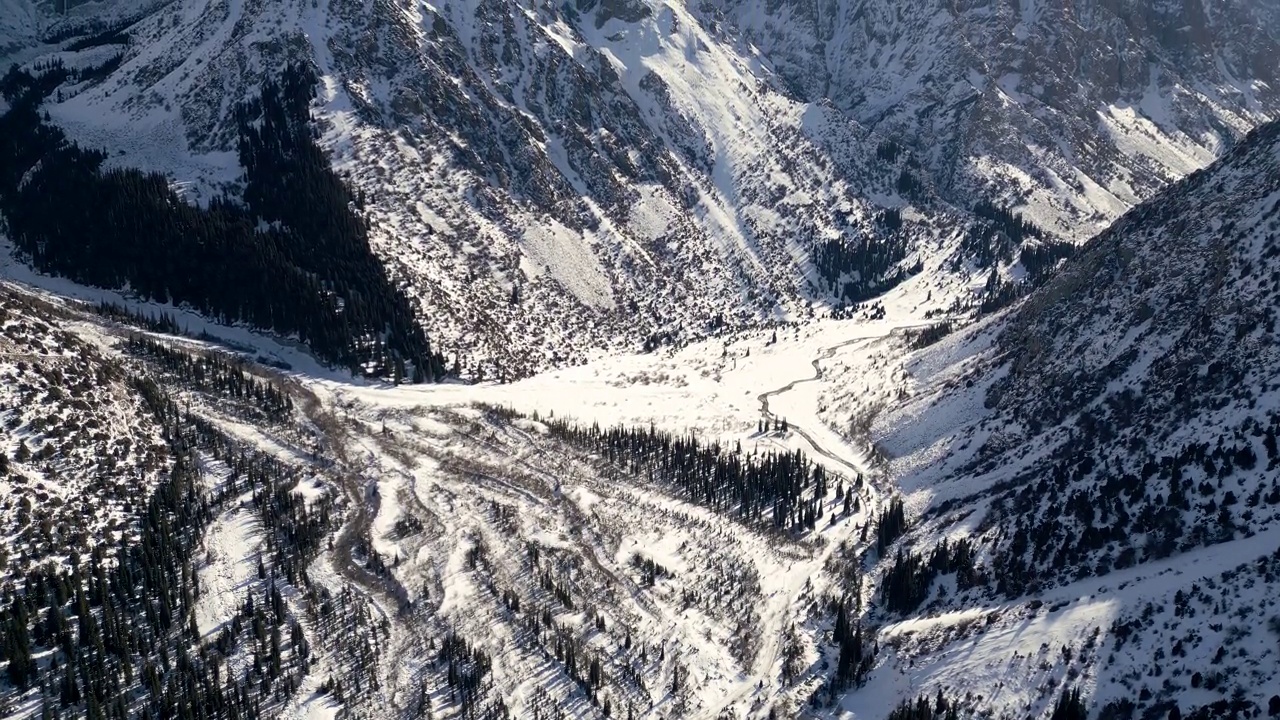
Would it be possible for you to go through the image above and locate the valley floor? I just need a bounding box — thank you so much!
[298,312,917,718]
[5,254,1280,719]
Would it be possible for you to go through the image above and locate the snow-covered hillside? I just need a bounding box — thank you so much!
[818,119,1280,717]
[4,0,1280,717]
[1,0,955,379]
[2,0,1273,378]
[704,0,1280,240]
[0,287,171,579]
[4,113,1280,717]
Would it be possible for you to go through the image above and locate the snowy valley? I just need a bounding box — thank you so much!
[3,0,1280,718]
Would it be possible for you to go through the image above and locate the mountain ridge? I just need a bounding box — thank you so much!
[704,0,1279,238]
[4,0,1274,377]
[828,114,1280,717]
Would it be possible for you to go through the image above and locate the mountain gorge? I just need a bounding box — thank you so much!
[829,116,1280,716]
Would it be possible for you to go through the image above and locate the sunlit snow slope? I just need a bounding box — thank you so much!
[704,0,1280,240]
[816,119,1280,718]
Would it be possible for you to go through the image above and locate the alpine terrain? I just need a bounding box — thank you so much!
[0,0,1279,718]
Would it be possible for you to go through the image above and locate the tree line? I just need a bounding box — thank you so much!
[880,537,979,615]
[0,61,445,382]
[542,417,859,534]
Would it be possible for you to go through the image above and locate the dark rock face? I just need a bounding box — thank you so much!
[579,0,652,27]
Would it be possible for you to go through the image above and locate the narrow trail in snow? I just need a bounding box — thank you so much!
[723,320,952,718]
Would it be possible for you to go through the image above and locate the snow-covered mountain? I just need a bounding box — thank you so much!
[704,0,1280,238]
[1,0,935,378]
[1,0,1274,377]
[3,117,1280,720]
[5,1,1280,718]
[830,118,1280,717]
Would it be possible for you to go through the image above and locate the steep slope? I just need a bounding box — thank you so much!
[0,282,378,720]
[3,0,1276,378]
[1,0,1112,378]
[837,119,1280,716]
[0,0,953,378]
[0,62,448,382]
[0,288,172,580]
[703,0,1280,239]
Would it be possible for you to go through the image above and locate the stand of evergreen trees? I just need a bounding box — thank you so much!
[40,14,140,45]
[905,321,954,351]
[1020,239,1077,282]
[941,201,1076,316]
[464,523,623,716]
[1050,686,1088,720]
[0,361,370,718]
[830,597,873,692]
[1,380,262,717]
[989,410,1280,598]
[885,692,962,720]
[879,686,1084,720]
[881,537,979,615]
[812,233,920,306]
[63,28,130,52]
[0,62,444,382]
[961,201,1045,269]
[94,301,183,335]
[543,417,849,533]
[875,497,907,555]
[123,334,294,423]
[438,632,493,717]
